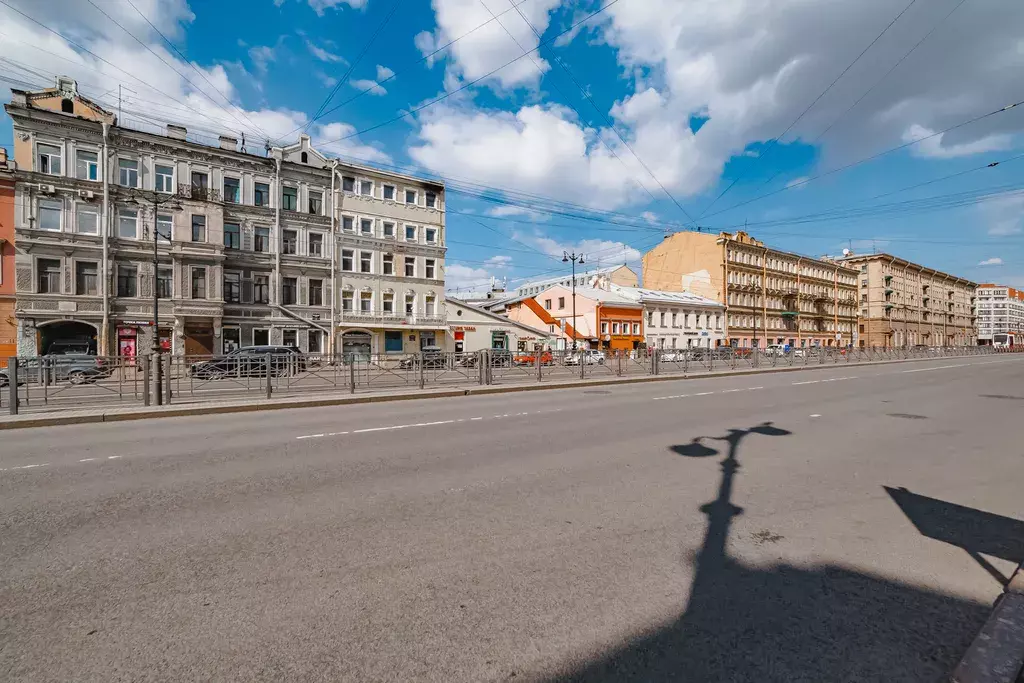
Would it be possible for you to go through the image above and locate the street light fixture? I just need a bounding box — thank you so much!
[562,251,584,351]
[127,190,181,405]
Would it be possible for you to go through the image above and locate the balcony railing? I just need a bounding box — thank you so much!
[338,311,448,325]
[178,184,222,202]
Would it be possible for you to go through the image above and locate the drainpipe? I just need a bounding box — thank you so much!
[833,265,839,346]
[273,155,281,314]
[888,255,897,348]
[796,257,803,348]
[761,246,768,349]
[720,236,729,347]
[329,159,338,356]
[101,122,110,355]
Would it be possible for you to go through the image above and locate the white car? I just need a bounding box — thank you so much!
[564,350,606,365]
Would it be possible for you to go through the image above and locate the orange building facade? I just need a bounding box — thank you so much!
[596,304,644,352]
[0,148,15,359]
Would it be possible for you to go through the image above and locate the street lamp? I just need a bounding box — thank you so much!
[562,251,584,351]
[127,190,181,405]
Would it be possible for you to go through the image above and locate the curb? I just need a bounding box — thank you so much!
[0,354,1005,431]
[952,563,1024,683]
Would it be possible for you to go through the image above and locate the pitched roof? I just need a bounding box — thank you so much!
[444,298,551,337]
[613,286,724,308]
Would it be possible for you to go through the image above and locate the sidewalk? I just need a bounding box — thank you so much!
[0,353,1000,431]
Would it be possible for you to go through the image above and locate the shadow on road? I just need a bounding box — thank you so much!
[885,486,1024,586]
[547,422,990,682]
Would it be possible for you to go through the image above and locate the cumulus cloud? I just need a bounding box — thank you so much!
[248,45,276,75]
[376,64,395,81]
[903,124,1012,159]
[486,255,513,268]
[980,194,1024,237]
[306,39,346,64]
[317,72,338,88]
[514,231,642,264]
[305,0,367,15]
[350,78,387,96]
[978,257,1003,266]
[486,205,548,221]
[416,0,561,91]
[785,176,810,190]
[445,263,500,292]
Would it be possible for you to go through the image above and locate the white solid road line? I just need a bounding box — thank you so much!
[902,364,967,373]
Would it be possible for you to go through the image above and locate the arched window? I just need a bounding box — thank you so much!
[301,151,308,163]
[61,99,74,113]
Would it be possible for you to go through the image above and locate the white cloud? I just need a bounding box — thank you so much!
[306,39,346,64]
[903,124,1012,160]
[417,0,562,91]
[350,78,387,96]
[640,211,659,224]
[514,231,642,264]
[314,122,392,164]
[485,255,513,268]
[486,205,548,221]
[978,257,1003,266]
[785,176,810,190]
[376,64,395,81]
[980,194,1024,236]
[248,45,276,75]
[317,72,338,88]
[445,263,500,292]
[306,0,367,15]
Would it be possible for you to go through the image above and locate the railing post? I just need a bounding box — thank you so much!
[164,355,173,405]
[265,354,273,399]
[617,352,623,377]
[536,351,542,382]
[580,352,585,380]
[418,353,425,390]
[7,358,18,415]
[142,355,151,407]
[153,352,163,406]
[349,359,356,394]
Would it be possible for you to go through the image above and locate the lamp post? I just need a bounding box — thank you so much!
[562,251,585,351]
[128,190,181,406]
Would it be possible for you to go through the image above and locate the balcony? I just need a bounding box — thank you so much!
[178,184,222,202]
[338,311,447,326]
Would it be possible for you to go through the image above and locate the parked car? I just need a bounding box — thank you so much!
[398,346,447,370]
[188,346,305,379]
[45,339,96,356]
[490,349,515,367]
[0,354,111,387]
[765,344,786,356]
[564,349,606,366]
[514,350,553,366]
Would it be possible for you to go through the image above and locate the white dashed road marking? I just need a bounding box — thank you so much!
[902,364,967,373]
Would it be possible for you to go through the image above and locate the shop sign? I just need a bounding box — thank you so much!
[121,320,153,326]
[449,325,477,332]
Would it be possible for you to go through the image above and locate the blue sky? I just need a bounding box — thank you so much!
[2,0,1022,292]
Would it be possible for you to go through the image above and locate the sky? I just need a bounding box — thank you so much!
[1,0,1022,294]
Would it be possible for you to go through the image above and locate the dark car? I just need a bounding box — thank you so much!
[0,354,111,387]
[399,346,447,370]
[489,348,514,367]
[189,346,305,379]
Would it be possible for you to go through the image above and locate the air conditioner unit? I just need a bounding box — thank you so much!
[38,183,56,194]
[78,189,95,200]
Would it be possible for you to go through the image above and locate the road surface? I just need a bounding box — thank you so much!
[2,354,1023,681]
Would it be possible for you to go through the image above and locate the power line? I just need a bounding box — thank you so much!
[501,0,698,226]
[121,0,276,144]
[700,97,1024,221]
[314,0,624,147]
[696,0,920,219]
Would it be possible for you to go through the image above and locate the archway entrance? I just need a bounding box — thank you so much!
[38,321,98,355]
[341,331,372,361]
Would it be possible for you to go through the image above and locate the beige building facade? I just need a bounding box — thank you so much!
[840,253,976,348]
[644,230,858,348]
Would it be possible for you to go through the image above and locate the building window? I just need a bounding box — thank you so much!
[671,312,678,327]
[117,264,138,297]
[425,258,436,279]
[309,279,323,306]
[601,321,608,334]
[633,323,640,335]
[383,253,394,275]
[254,226,270,253]
[191,215,207,242]
[360,218,373,235]
[301,151,308,164]
[308,190,323,215]
[558,296,565,310]
[224,222,241,250]
[425,227,437,244]
[61,98,74,113]
[254,182,270,207]
[359,291,372,313]
[309,233,323,257]
[38,143,62,175]
[342,216,355,233]
[405,189,417,204]
[358,179,373,196]
[118,209,137,239]
[341,249,354,272]
[283,330,297,348]
[282,186,298,212]
[155,164,174,193]
[660,312,666,327]
[118,158,139,187]
[383,184,395,200]
[308,330,322,353]
[76,205,98,234]
[282,277,297,305]
[38,200,62,231]
[425,295,436,316]
[342,291,354,312]
[157,214,172,241]
[191,267,206,299]
[360,251,372,274]
[75,150,98,181]
[544,299,552,310]
[405,294,415,315]
[404,256,415,277]
[282,229,297,255]
[612,322,620,335]
[405,224,417,242]
[425,191,437,209]
[383,222,395,239]
[342,176,355,192]
[75,261,98,295]
[223,176,240,204]
[254,274,270,303]
[224,272,241,303]
[383,292,394,313]
[157,267,172,299]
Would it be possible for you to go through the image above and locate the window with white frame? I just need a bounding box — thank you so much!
[37,143,61,175]
[342,290,354,312]
[425,294,436,316]
[75,261,98,295]
[383,292,394,313]
[601,321,609,334]
[157,214,173,241]
[38,199,62,231]
[118,158,139,187]
[359,251,372,273]
[360,218,373,236]
[404,224,417,242]
[341,249,354,272]
[405,293,415,315]
[342,176,355,192]
[223,176,240,204]
[612,322,620,334]
[405,189,417,205]
[191,267,206,299]
[425,227,437,244]
[425,258,436,280]
[308,232,323,257]
[383,184,395,200]
[75,149,97,181]
[118,209,138,238]
[360,291,372,312]
[308,190,323,215]
[75,205,98,234]
[383,253,394,275]
[191,215,207,243]
[155,164,174,193]
[358,179,373,196]
[425,191,437,209]
[382,221,395,239]
[404,256,415,277]
[632,323,640,335]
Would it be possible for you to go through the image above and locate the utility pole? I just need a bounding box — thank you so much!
[563,251,585,351]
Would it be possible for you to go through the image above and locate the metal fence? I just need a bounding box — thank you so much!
[2,345,1011,416]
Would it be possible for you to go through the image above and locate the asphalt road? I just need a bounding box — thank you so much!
[2,355,1023,682]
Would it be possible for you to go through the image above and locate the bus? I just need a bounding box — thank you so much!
[993,333,1015,348]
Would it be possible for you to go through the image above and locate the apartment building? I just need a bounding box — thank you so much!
[975,284,1023,345]
[644,231,859,348]
[839,253,976,347]
[5,76,446,358]
[0,148,15,358]
[609,285,726,350]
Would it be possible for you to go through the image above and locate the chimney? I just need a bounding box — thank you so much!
[0,148,7,165]
[166,124,187,140]
[218,135,238,151]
